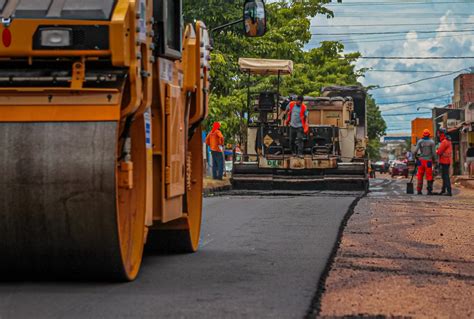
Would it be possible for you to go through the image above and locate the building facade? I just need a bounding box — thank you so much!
[453,74,474,175]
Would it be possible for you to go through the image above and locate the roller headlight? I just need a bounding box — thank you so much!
[33,25,109,51]
[40,28,72,47]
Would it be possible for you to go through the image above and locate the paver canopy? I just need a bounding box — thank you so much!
[238,58,294,75]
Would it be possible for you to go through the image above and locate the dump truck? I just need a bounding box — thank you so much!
[0,0,265,281]
[232,58,368,191]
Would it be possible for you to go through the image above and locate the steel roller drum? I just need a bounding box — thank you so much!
[0,122,127,279]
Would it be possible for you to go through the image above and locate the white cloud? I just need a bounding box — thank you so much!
[308,1,474,131]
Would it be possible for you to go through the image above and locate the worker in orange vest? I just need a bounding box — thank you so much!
[205,122,225,180]
[436,128,453,196]
[285,95,309,157]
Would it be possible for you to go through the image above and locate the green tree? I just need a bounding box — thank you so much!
[366,95,387,160]
[184,1,386,148]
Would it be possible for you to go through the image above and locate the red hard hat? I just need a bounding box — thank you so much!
[422,129,431,137]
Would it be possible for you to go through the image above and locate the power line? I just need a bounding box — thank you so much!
[381,99,448,112]
[377,94,450,105]
[329,16,472,21]
[373,91,452,100]
[331,12,471,15]
[313,29,474,36]
[310,22,474,28]
[383,112,431,117]
[314,33,473,45]
[371,69,467,90]
[366,70,463,73]
[373,90,452,98]
[313,31,474,41]
[331,13,472,18]
[325,1,472,5]
[359,57,474,60]
[380,95,452,112]
[382,104,439,112]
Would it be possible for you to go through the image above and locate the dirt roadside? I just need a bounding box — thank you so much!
[317,185,474,318]
[203,176,231,195]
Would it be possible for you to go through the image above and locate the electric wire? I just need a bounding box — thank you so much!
[381,101,447,112]
[307,33,474,46]
[383,112,431,116]
[319,35,472,44]
[371,69,468,90]
[310,22,474,28]
[373,90,452,98]
[380,95,452,112]
[312,29,474,36]
[365,70,463,73]
[377,94,451,105]
[325,1,472,6]
[359,57,474,60]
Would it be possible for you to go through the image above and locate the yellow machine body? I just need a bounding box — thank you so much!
[0,0,210,281]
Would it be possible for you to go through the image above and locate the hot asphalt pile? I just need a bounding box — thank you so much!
[317,188,474,318]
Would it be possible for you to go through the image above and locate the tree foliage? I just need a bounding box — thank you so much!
[184,0,386,153]
[366,95,387,159]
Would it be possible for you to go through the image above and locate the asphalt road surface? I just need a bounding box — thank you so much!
[0,190,362,319]
[368,176,407,197]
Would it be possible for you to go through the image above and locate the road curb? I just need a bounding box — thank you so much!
[203,185,232,197]
[305,191,368,318]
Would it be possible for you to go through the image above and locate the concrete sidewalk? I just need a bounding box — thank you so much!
[318,185,474,318]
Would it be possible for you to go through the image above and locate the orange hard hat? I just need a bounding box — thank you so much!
[211,122,221,133]
[422,129,431,137]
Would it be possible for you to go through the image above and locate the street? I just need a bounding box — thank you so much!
[0,1,472,318]
[0,190,363,319]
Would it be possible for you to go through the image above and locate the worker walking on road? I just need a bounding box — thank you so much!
[206,122,225,180]
[285,95,309,157]
[414,129,437,195]
[436,128,453,196]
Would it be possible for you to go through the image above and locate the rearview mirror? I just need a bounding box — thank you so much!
[243,0,266,37]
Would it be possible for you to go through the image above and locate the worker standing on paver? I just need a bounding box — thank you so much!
[436,128,453,196]
[414,129,437,195]
[285,95,309,157]
[206,122,225,180]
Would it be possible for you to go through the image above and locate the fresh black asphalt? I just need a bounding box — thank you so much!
[0,191,362,319]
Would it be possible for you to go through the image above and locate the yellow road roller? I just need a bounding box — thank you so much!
[0,0,266,281]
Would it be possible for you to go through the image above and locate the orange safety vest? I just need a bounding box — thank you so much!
[437,138,452,165]
[205,130,224,152]
[285,101,309,133]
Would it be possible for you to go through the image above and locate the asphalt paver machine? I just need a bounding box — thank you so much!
[232,58,369,191]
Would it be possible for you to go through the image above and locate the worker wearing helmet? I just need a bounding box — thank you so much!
[206,122,225,180]
[414,129,437,195]
[285,95,309,157]
[436,128,453,196]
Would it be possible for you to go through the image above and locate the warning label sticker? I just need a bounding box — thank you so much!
[263,135,274,147]
[144,108,152,149]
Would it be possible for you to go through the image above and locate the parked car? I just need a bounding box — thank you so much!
[391,162,409,178]
[373,161,389,173]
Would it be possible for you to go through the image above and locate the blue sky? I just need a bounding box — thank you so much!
[308,0,474,134]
